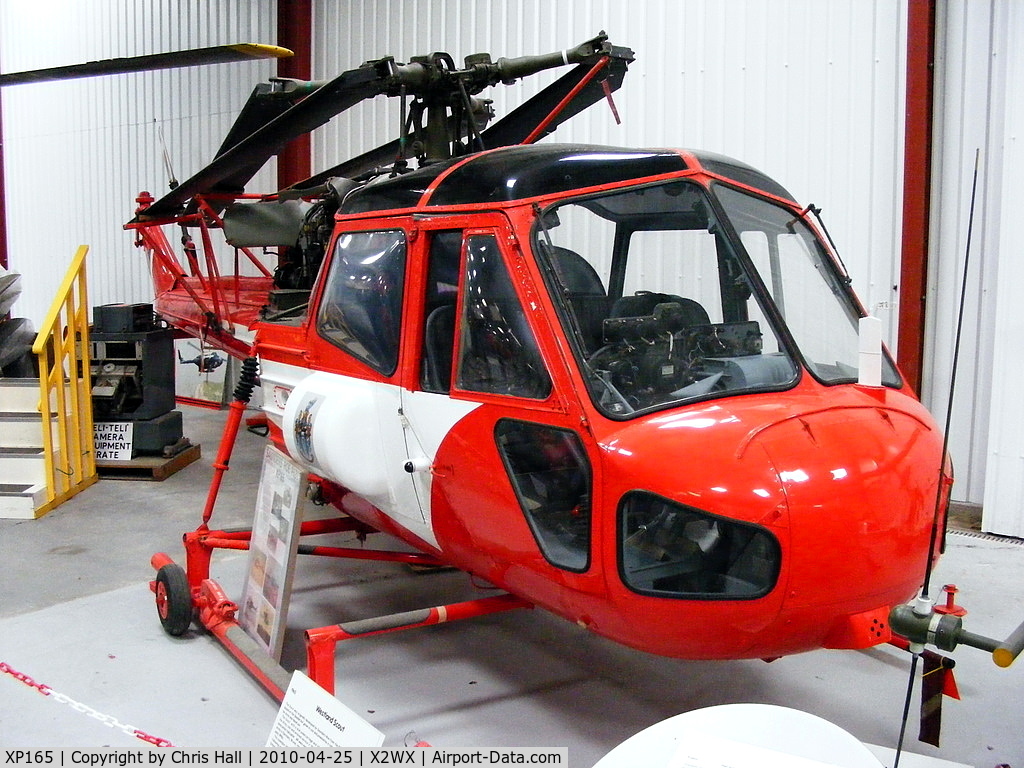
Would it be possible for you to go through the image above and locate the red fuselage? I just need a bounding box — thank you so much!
[136,144,949,660]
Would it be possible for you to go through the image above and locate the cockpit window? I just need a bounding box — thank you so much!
[619,491,780,599]
[496,419,591,572]
[317,229,406,375]
[713,184,901,388]
[535,180,799,418]
[456,234,552,399]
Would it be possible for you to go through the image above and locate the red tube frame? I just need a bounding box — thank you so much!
[305,594,532,695]
[151,377,530,699]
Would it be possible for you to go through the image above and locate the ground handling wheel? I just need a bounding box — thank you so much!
[155,563,192,636]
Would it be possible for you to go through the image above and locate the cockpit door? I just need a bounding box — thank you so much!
[396,227,479,529]
[399,220,601,581]
[395,220,601,582]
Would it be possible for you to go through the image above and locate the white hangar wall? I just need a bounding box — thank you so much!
[314,0,1024,535]
[7,1,1022,534]
[0,0,911,354]
[982,3,1024,536]
[0,0,280,327]
[313,0,910,347]
[924,1,1024,534]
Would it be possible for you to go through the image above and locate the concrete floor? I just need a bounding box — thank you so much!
[1,406,1022,765]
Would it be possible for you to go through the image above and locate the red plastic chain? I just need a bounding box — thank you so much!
[0,661,52,695]
[134,731,177,748]
[2,660,175,747]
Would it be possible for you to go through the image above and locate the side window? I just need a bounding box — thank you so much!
[495,419,591,572]
[619,491,780,599]
[316,230,406,375]
[420,231,462,393]
[456,234,551,399]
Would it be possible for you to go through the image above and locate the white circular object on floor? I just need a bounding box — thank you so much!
[593,703,884,768]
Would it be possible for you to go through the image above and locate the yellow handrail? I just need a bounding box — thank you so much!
[30,245,98,515]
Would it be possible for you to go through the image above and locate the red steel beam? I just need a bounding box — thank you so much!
[276,0,313,187]
[897,0,937,395]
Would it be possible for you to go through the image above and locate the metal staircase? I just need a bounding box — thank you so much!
[0,378,49,517]
[0,246,97,518]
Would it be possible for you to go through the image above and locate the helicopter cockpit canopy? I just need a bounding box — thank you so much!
[536,173,901,417]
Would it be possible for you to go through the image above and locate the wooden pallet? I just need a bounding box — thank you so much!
[96,443,201,481]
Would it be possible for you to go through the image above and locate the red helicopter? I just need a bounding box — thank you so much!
[6,33,1023,758]
[118,31,960,676]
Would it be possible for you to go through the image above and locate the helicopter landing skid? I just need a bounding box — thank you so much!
[304,592,532,696]
[152,540,536,704]
[150,538,532,700]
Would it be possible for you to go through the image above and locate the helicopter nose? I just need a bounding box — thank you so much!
[752,403,945,649]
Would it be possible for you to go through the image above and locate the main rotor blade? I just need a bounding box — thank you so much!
[135,35,633,219]
[212,81,313,164]
[0,43,292,87]
[287,139,404,189]
[135,61,392,221]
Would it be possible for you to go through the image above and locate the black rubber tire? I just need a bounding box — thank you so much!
[155,563,192,636]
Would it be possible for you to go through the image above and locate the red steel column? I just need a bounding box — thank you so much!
[276,0,313,187]
[897,0,937,395]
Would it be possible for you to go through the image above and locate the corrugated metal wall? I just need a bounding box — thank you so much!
[924,0,1024,534]
[1,0,910,351]
[0,0,279,325]
[313,0,910,352]
[23,1,1023,524]
[983,2,1024,535]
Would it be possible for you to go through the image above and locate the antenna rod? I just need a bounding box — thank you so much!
[892,147,980,768]
[921,148,980,600]
[892,653,919,768]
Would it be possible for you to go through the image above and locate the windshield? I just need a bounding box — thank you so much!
[535,179,891,418]
[713,184,900,388]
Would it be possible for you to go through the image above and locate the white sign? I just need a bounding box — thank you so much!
[93,421,134,461]
[266,671,385,748]
[239,445,306,660]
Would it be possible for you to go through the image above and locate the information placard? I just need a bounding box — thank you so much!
[266,671,385,748]
[239,445,306,661]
